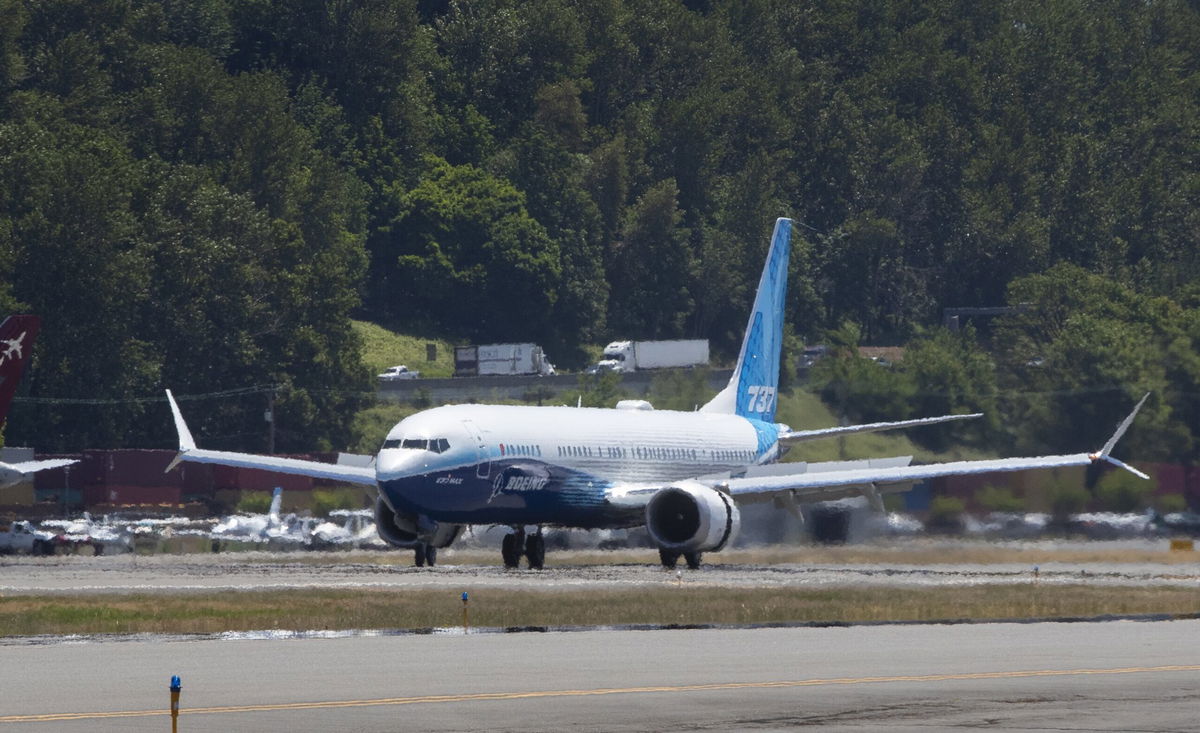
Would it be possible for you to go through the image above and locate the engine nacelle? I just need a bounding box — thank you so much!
[374,496,462,549]
[645,481,740,553]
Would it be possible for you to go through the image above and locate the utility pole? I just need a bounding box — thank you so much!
[265,389,275,454]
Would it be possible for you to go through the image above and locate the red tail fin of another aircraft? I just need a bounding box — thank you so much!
[0,315,41,428]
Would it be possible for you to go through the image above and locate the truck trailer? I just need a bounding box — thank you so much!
[592,339,709,373]
[454,343,556,377]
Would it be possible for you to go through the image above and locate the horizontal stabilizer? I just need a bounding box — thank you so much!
[779,413,982,445]
[6,458,78,474]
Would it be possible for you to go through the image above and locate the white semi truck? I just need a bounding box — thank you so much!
[592,339,709,373]
[454,343,556,377]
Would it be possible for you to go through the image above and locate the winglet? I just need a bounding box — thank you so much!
[1088,392,1150,480]
[164,389,196,473]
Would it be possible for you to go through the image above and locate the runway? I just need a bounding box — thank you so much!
[2,620,1198,731]
[3,548,1198,594]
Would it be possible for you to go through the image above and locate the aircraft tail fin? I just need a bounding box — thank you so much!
[268,486,283,523]
[701,218,792,422]
[0,315,41,428]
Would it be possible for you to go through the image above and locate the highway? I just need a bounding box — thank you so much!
[2,620,1198,731]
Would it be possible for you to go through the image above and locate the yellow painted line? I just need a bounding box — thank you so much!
[4,665,1199,724]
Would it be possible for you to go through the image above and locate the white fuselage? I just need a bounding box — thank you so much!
[374,403,781,528]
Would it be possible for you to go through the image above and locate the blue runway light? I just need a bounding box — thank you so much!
[462,592,468,603]
[170,675,181,691]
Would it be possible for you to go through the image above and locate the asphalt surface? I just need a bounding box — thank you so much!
[1,620,1198,731]
[2,550,1199,594]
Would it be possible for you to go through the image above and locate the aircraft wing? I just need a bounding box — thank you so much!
[719,452,1095,506]
[164,390,377,486]
[609,394,1150,511]
[2,458,79,475]
[778,412,981,444]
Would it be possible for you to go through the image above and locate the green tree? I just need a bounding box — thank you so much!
[811,321,913,424]
[902,326,999,449]
[374,156,561,342]
[606,179,693,337]
[995,264,1194,462]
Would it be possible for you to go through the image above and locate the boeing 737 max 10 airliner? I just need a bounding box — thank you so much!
[164,218,1149,568]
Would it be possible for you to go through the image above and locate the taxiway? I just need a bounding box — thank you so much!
[1,620,1198,731]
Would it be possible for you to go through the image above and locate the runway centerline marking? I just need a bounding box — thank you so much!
[4,665,1199,723]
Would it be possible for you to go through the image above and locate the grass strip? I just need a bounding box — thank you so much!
[3,585,1199,637]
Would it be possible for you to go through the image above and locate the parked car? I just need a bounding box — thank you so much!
[378,365,420,381]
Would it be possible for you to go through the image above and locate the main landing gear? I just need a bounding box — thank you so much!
[414,542,437,567]
[501,527,545,569]
[658,548,702,570]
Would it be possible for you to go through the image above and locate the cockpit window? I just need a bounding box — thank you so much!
[384,437,451,453]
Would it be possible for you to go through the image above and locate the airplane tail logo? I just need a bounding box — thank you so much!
[701,218,791,422]
[0,315,41,428]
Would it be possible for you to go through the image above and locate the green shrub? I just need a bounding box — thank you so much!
[1046,480,1090,518]
[236,491,274,514]
[647,367,714,411]
[976,485,1024,513]
[577,370,623,407]
[312,488,371,517]
[927,495,966,532]
[1156,493,1188,514]
[1094,471,1152,513]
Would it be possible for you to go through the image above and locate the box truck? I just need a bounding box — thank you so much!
[454,343,556,377]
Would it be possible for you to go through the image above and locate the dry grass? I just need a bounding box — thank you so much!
[3,585,1198,637]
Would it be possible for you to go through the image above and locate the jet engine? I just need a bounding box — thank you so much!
[374,496,461,548]
[645,481,740,554]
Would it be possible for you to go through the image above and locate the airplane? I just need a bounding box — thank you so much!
[210,486,311,548]
[211,485,284,540]
[310,508,387,550]
[162,218,1150,569]
[0,315,78,487]
[39,512,134,555]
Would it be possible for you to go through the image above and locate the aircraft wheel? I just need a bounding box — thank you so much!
[658,548,680,568]
[684,551,702,570]
[425,545,437,567]
[525,533,545,570]
[414,543,427,567]
[501,533,522,568]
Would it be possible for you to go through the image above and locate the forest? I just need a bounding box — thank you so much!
[0,0,1197,465]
